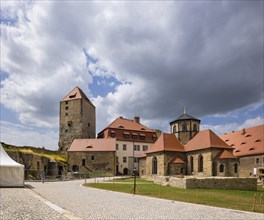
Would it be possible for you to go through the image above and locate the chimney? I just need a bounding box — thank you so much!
[134,116,140,123]
[241,128,246,135]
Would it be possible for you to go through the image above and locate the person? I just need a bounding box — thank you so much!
[40,170,45,183]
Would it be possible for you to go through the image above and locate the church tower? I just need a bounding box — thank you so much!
[170,111,200,145]
[59,87,96,151]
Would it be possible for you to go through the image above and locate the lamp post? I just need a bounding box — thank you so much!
[133,167,137,195]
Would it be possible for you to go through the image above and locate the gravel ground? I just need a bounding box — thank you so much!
[0,187,67,220]
[25,178,264,220]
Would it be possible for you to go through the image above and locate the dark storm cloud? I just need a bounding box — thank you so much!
[101,1,263,122]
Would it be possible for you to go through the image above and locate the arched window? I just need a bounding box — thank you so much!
[190,156,194,173]
[219,164,224,173]
[234,163,238,173]
[152,156,158,175]
[173,125,176,134]
[193,124,197,132]
[182,123,187,131]
[198,155,203,172]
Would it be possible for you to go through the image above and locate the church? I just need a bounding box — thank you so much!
[139,112,239,178]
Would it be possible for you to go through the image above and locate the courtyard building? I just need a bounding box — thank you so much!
[98,116,157,175]
[67,138,116,176]
[221,125,264,181]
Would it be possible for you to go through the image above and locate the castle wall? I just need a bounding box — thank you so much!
[149,176,257,190]
[68,151,115,176]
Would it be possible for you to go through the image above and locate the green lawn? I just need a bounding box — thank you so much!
[84,178,264,213]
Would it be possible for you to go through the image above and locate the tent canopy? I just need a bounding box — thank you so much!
[0,143,24,167]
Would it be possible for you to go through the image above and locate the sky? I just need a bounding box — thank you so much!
[0,1,263,150]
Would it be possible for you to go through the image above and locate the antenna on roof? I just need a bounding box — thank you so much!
[183,105,186,114]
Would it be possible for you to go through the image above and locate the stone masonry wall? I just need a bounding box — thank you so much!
[149,176,257,190]
[68,151,115,175]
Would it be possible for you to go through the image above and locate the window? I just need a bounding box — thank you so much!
[132,134,138,140]
[198,155,203,172]
[116,144,119,150]
[88,123,90,127]
[256,158,260,164]
[219,164,224,173]
[234,163,238,173]
[190,156,194,173]
[143,145,148,151]
[173,125,176,133]
[65,106,68,110]
[111,132,116,138]
[152,135,157,141]
[69,93,76,98]
[193,124,197,132]
[116,156,118,163]
[91,155,95,161]
[123,133,130,139]
[82,159,85,166]
[152,156,157,174]
[65,129,68,133]
[182,123,187,131]
[65,113,68,116]
[139,135,145,140]
[65,101,68,105]
[134,145,140,151]
[123,157,127,163]
[123,144,127,151]
[134,158,138,163]
[37,161,40,171]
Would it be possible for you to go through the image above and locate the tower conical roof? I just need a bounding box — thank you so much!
[61,87,94,106]
[170,113,200,124]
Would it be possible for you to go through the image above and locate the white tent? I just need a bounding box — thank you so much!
[0,143,24,187]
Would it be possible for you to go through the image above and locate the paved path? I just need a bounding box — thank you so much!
[1,178,264,219]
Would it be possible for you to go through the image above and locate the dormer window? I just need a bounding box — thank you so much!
[255,139,261,142]
[225,139,229,142]
[140,128,146,130]
[235,150,240,153]
[119,126,124,128]
[245,134,251,137]
[69,93,76,99]
[249,148,255,151]
[230,144,235,147]
[241,142,246,145]
[86,145,93,148]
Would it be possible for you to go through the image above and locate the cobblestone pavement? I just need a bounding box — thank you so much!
[22,178,264,220]
[0,187,67,220]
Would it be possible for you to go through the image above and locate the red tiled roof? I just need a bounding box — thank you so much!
[220,124,264,157]
[146,133,185,154]
[185,129,232,152]
[136,153,147,158]
[168,156,185,164]
[62,87,94,106]
[215,150,237,159]
[104,117,155,132]
[68,138,115,152]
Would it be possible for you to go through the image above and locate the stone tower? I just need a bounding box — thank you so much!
[170,111,200,145]
[59,87,96,151]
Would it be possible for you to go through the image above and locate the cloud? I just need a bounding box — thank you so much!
[0,121,58,150]
[0,1,263,148]
[201,116,264,136]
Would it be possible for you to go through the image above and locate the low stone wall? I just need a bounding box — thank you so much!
[146,176,257,190]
